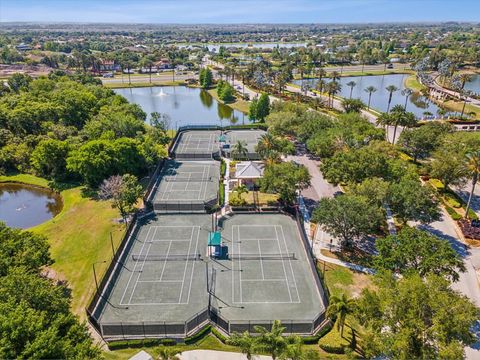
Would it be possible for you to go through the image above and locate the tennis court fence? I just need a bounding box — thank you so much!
[174,151,220,161]
[153,199,216,213]
[210,307,327,336]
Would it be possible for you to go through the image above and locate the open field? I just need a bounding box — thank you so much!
[0,174,125,318]
[404,74,427,92]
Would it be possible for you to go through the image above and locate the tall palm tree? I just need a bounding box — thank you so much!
[389,104,417,143]
[385,84,399,112]
[140,55,154,83]
[315,78,326,94]
[317,67,326,83]
[326,293,355,338]
[254,320,287,360]
[279,336,307,360]
[231,140,248,160]
[227,331,256,360]
[330,71,341,82]
[346,80,356,99]
[157,346,181,360]
[401,88,413,110]
[464,151,480,219]
[364,85,377,110]
[256,133,277,160]
[326,81,341,108]
[376,112,393,142]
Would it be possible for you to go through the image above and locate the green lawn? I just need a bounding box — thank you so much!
[103,81,186,89]
[0,174,125,318]
[207,88,250,113]
[404,74,427,92]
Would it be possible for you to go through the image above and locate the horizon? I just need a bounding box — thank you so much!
[1,0,480,24]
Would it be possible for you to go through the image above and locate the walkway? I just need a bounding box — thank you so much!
[179,350,271,360]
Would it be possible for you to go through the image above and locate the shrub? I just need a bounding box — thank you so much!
[220,159,226,178]
[108,338,176,350]
[445,205,462,221]
[184,325,211,345]
[429,178,445,191]
[445,195,461,209]
[211,327,228,343]
[468,208,479,220]
[219,182,225,206]
[318,324,354,354]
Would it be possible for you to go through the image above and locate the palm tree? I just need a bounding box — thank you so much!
[326,293,355,338]
[254,320,287,360]
[279,336,307,360]
[326,81,341,108]
[316,67,326,82]
[389,104,417,143]
[256,133,277,160]
[385,84,399,112]
[231,140,248,160]
[464,151,480,219]
[460,90,471,118]
[376,112,393,142]
[228,331,256,360]
[401,88,413,110]
[157,346,181,360]
[140,55,154,83]
[364,85,377,110]
[315,78,326,94]
[330,71,341,82]
[346,80,356,98]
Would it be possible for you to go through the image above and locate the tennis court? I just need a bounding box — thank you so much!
[173,130,221,160]
[152,160,219,212]
[224,129,266,159]
[98,214,211,326]
[212,213,325,328]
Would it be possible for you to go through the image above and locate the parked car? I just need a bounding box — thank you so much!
[102,73,114,78]
[387,63,394,69]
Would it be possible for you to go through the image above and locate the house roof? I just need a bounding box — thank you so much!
[235,161,264,179]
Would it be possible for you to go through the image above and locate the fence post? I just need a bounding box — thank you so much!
[121,322,125,340]
[142,321,146,338]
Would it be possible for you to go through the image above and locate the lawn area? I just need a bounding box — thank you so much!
[207,88,250,113]
[441,99,480,119]
[0,174,125,318]
[243,191,279,206]
[319,260,374,298]
[404,74,427,92]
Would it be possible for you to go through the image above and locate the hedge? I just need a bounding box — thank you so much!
[225,123,267,130]
[107,338,176,350]
[302,322,332,344]
[445,205,462,221]
[219,182,225,206]
[184,325,211,345]
[220,159,227,178]
[429,178,445,191]
[211,327,228,343]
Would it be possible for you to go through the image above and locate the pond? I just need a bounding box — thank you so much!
[293,74,444,118]
[464,74,480,95]
[0,183,62,229]
[114,86,247,128]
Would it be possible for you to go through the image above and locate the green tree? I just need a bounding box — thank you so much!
[200,68,213,88]
[364,85,377,110]
[464,150,480,219]
[7,73,32,93]
[430,148,467,190]
[388,176,440,224]
[259,161,311,205]
[99,174,143,223]
[248,97,258,122]
[254,320,287,360]
[312,194,384,247]
[256,93,270,122]
[157,346,181,360]
[385,84,399,112]
[375,227,465,281]
[355,273,478,360]
[30,139,69,180]
[227,331,257,360]
[388,105,417,143]
[326,293,356,337]
[341,98,365,113]
[231,140,248,160]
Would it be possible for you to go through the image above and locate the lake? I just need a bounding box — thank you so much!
[464,74,480,95]
[293,74,443,118]
[114,86,247,128]
[0,183,62,229]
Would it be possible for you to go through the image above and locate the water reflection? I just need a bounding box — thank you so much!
[0,183,62,229]
[114,86,245,128]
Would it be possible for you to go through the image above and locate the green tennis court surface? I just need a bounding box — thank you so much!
[152,160,220,212]
[173,130,221,159]
[96,213,325,338]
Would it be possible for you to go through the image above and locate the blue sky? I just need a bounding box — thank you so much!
[1,0,479,23]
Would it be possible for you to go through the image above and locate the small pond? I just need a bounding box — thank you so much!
[464,74,480,95]
[0,183,62,229]
[293,74,445,118]
[114,86,247,128]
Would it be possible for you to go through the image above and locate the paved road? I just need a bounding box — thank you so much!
[321,63,411,74]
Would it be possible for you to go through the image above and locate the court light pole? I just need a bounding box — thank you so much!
[93,260,107,293]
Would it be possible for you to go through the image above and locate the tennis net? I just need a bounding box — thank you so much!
[131,254,202,261]
[163,176,213,182]
[229,253,296,260]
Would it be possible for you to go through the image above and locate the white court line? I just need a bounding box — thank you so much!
[201,164,211,200]
[149,239,192,242]
[158,240,173,282]
[185,226,201,303]
[274,226,293,303]
[126,227,158,304]
[231,224,235,303]
[279,225,300,302]
[198,165,207,200]
[119,226,154,304]
[177,227,195,302]
[240,279,286,282]
[237,238,279,241]
[137,279,183,283]
[237,225,243,303]
[258,239,265,280]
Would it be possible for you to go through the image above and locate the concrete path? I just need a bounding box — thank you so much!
[179,350,272,360]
